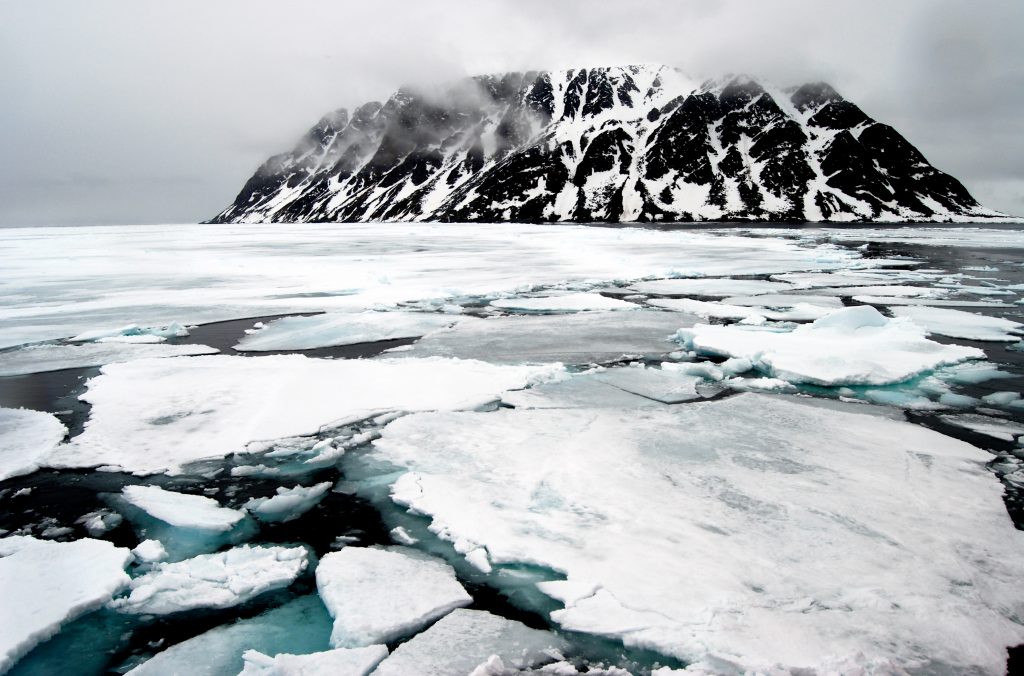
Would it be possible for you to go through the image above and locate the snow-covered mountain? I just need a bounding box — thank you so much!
[212,65,1006,224]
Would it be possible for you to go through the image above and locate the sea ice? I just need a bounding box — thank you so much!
[676,306,984,386]
[591,365,704,403]
[239,645,388,676]
[0,407,67,481]
[720,294,845,308]
[371,609,566,676]
[938,414,1024,443]
[47,355,561,474]
[110,545,309,615]
[70,322,189,343]
[889,306,1023,342]
[627,278,793,296]
[502,373,665,410]
[234,311,459,352]
[392,312,695,365]
[127,594,332,676]
[371,395,1024,673]
[805,285,945,297]
[770,271,906,288]
[315,546,472,647]
[131,539,167,564]
[0,536,131,673]
[647,297,832,322]
[489,293,637,313]
[0,341,218,377]
[120,485,246,531]
[853,296,1013,308]
[245,482,332,522]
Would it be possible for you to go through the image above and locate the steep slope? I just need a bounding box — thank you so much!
[212,66,1006,224]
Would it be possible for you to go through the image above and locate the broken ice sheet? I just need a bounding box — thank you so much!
[627,278,793,296]
[391,311,695,365]
[489,293,638,313]
[234,310,460,351]
[889,306,1024,342]
[0,407,67,481]
[937,414,1024,443]
[647,297,832,322]
[370,395,1024,673]
[46,355,562,474]
[0,341,218,377]
[239,644,388,676]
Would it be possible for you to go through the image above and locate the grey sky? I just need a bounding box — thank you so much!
[1,0,1021,225]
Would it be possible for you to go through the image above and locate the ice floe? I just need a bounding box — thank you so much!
[647,298,832,322]
[371,609,565,676]
[676,306,983,386]
[502,374,666,410]
[234,311,459,352]
[110,545,309,615]
[240,645,388,676]
[245,483,332,522]
[938,414,1024,443]
[391,312,694,365]
[720,294,845,308]
[120,485,246,531]
[590,365,704,404]
[889,306,1023,342]
[490,293,637,313]
[0,536,131,673]
[371,394,1024,674]
[127,594,332,675]
[131,539,167,564]
[627,278,793,296]
[0,407,67,481]
[70,322,190,343]
[47,355,561,474]
[0,341,218,377]
[315,546,471,647]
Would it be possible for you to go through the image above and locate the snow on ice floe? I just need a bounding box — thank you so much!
[240,645,388,676]
[370,395,1024,674]
[719,293,845,308]
[0,536,131,673]
[676,305,983,386]
[46,355,562,474]
[128,594,332,675]
[316,546,471,648]
[0,407,66,481]
[647,297,832,323]
[390,312,695,365]
[626,278,793,297]
[889,306,1023,342]
[245,482,332,522]
[234,311,460,352]
[590,365,705,404]
[0,224,854,348]
[120,485,246,531]
[502,372,667,410]
[371,609,566,676]
[110,545,309,615]
[0,341,218,377]
[938,414,1024,443]
[489,293,637,313]
[131,539,167,564]
[70,322,190,343]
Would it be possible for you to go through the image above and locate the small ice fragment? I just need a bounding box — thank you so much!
[244,482,331,523]
[390,526,419,545]
[131,539,167,564]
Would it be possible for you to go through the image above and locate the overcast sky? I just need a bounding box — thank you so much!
[1,0,1022,225]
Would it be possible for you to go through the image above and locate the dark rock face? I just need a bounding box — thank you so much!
[211,67,1004,224]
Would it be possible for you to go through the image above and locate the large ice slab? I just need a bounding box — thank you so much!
[0,536,131,673]
[70,322,190,343]
[316,546,471,648]
[890,306,1024,342]
[677,306,983,386]
[371,395,1024,674]
[235,311,459,352]
[371,609,565,676]
[240,645,388,676]
[501,373,665,410]
[46,355,561,474]
[120,485,246,531]
[490,293,637,313]
[720,294,845,308]
[647,298,833,322]
[128,594,332,676]
[0,407,66,481]
[628,278,793,296]
[0,342,217,377]
[591,365,704,404]
[110,545,309,615]
[391,312,694,365]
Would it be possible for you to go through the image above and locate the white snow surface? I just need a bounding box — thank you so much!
[0,341,217,377]
[120,485,246,531]
[677,306,983,385]
[889,306,1024,342]
[0,224,858,349]
[371,395,1024,674]
[240,645,388,676]
[489,293,637,313]
[628,278,793,296]
[234,311,459,352]
[371,609,566,676]
[0,407,67,481]
[0,536,132,673]
[46,355,562,474]
[132,539,168,564]
[110,545,309,615]
[245,483,332,522]
[315,546,472,648]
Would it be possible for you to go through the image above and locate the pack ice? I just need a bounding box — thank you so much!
[370,394,1024,674]
[234,311,459,352]
[0,341,217,377]
[0,407,66,481]
[315,546,471,647]
[676,305,983,385]
[47,355,561,474]
[889,306,1024,342]
[0,536,131,672]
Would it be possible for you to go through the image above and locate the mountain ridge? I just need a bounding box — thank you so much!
[211,65,1009,224]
